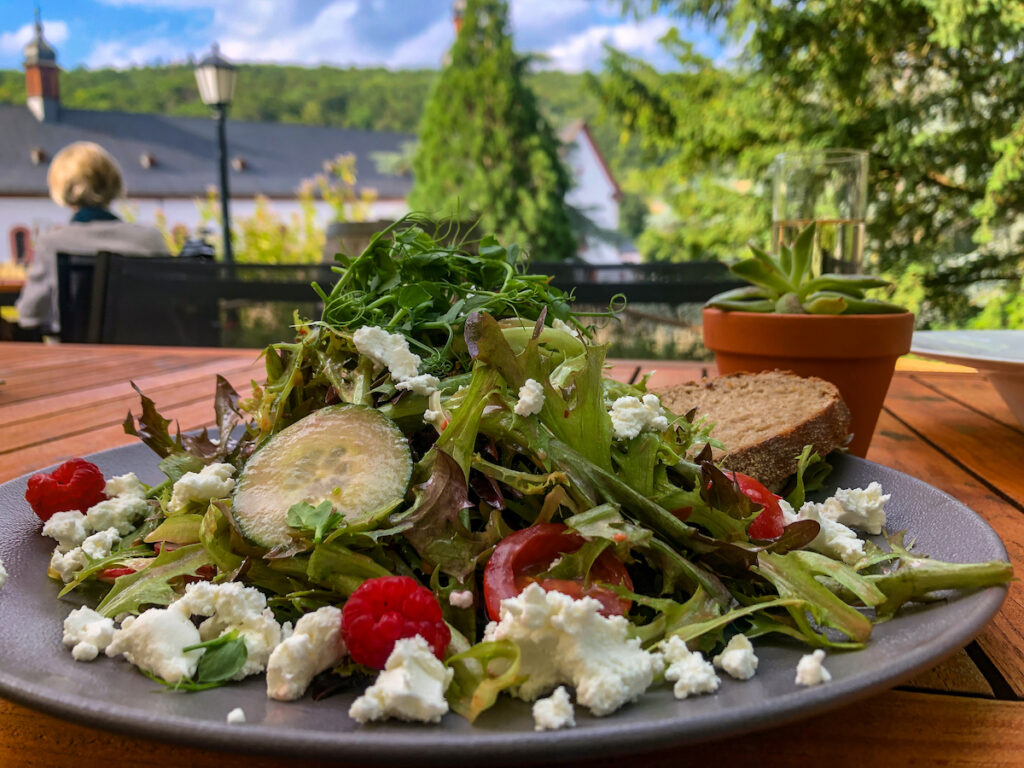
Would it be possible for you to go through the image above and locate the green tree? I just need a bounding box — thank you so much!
[408,0,575,259]
[594,1,1024,326]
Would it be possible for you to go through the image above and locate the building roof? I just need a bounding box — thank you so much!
[0,104,414,200]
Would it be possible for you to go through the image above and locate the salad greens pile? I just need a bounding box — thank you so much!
[65,216,1011,715]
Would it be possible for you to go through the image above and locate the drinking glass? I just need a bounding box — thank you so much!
[772,149,869,275]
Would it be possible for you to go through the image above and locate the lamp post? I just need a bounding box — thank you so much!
[194,43,237,264]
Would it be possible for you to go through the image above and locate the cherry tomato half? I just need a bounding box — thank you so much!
[483,523,633,621]
[729,471,786,540]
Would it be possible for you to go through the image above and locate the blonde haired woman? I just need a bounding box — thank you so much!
[16,141,168,334]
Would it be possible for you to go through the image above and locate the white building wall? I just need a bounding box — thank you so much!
[0,195,408,263]
[563,129,622,264]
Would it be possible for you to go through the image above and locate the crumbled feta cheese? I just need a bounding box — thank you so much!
[86,476,150,536]
[105,603,202,683]
[349,635,453,724]
[63,606,116,662]
[49,547,89,583]
[608,394,669,441]
[448,590,474,609]
[266,605,345,701]
[226,707,246,724]
[713,634,759,681]
[104,472,146,499]
[795,649,832,686]
[81,527,120,559]
[42,510,91,552]
[821,482,889,535]
[483,583,662,716]
[514,378,545,417]
[552,318,580,338]
[533,685,576,731]
[0,557,6,590]
[177,581,282,679]
[661,635,720,699]
[353,326,422,381]
[797,502,865,565]
[168,462,236,514]
[354,326,440,396]
[395,373,442,397]
[778,498,865,566]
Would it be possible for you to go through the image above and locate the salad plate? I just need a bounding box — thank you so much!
[0,444,1008,765]
[910,330,1024,427]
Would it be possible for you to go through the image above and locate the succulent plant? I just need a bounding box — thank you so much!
[706,223,907,314]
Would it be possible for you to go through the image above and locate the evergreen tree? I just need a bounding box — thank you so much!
[408,0,576,259]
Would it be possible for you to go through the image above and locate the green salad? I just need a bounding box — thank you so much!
[38,217,1013,726]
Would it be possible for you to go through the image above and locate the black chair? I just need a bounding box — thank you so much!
[56,252,110,343]
[98,256,333,347]
[533,260,744,304]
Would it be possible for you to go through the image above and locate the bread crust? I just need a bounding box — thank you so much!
[655,370,852,490]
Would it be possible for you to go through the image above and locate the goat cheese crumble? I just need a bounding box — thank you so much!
[822,482,890,535]
[168,462,236,514]
[483,583,662,716]
[780,499,865,566]
[176,581,283,680]
[63,606,116,662]
[42,510,91,552]
[349,635,453,724]
[86,472,149,535]
[661,635,720,699]
[266,605,345,701]
[713,633,759,681]
[448,589,475,609]
[532,686,576,731]
[353,326,440,396]
[608,394,670,441]
[514,378,545,417]
[795,649,832,686]
[105,603,203,684]
[226,707,247,724]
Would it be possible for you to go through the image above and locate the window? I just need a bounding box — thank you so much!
[10,226,34,266]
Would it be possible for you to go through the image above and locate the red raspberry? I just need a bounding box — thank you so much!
[341,575,451,670]
[24,458,107,521]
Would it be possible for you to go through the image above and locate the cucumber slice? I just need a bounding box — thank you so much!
[233,405,412,549]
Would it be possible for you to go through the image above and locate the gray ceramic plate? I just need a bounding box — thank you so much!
[911,330,1024,371]
[0,446,1009,765]
[911,330,1024,427]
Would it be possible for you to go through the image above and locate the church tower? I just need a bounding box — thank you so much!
[24,9,60,122]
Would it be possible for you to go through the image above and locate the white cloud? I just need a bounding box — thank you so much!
[0,19,69,55]
[86,38,190,69]
[390,17,453,69]
[542,17,673,73]
[510,0,590,31]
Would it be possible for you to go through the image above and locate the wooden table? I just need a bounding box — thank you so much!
[1,342,1022,768]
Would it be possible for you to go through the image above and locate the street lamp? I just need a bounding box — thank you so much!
[195,43,237,264]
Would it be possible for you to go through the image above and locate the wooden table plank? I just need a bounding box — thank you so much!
[0,356,258,426]
[870,405,1024,696]
[3,691,1023,768]
[0,362,257,456]
[884,374,1024,502]
[913,372,1024,435]
[2,345,1022,768]
[0,369,256,482]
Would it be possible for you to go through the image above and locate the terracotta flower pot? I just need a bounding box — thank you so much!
[701,307,915,457]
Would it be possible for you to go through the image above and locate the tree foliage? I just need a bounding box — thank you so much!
[595,0,1024,326]
[408,0,575,259]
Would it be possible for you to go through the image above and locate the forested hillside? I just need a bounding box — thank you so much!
[0,64,635,177]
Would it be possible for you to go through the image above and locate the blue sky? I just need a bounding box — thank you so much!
[0,0,725,73]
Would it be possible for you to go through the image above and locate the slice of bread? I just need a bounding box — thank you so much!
[655,370,851,490]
